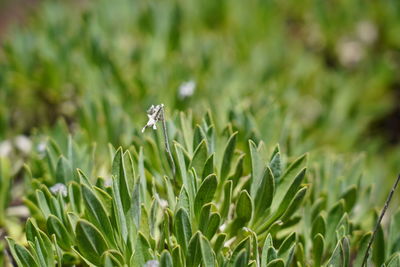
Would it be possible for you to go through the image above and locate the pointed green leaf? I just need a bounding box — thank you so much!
[311,214,326,238]
[112,148,131,213]
[15,242,39,267]
[280,186,308,222]
[75,219,109,265]
[261,234,273,267]
[236,190,253,222]
[354,232,372,267]
[254,166,275,217]
[221,180,232,219]
[249,140,265,198]
[190,140,208,177]
[194,174,217,218]
[160,250,173,267]
[312,234,324,267]
[81,184,115,246]
[174,208,192,254]
[278,233,296,256]
[200,235,216,267]
[202,154,214,180]
[205,212,221,239]
[269,150,281,182]
[186,232,201,267]
[220,132,238,182]
[56,156,73,184]
[233,249,248,266]
[47,215,73,251]
[133,232,152,266]
[266,258,284,267]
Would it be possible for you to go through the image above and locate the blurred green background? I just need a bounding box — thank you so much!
[0,0,399,260]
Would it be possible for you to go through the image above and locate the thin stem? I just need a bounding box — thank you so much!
[362,173,400,267]
[161,106,176,177]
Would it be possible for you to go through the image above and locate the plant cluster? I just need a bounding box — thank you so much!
[0,0,400,266]
[3,111,400,266]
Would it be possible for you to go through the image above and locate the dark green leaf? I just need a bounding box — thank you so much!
[55,156,73,184]
[160,250,173,267]
[311,214,326,238]
[133,232,152,266]
[75,219,109,266]
[220,132,238,182]
[327,240,344,267]
[81,184,115,246]
[312,234,324,267]
[236,190,253,222]
[280,186,308,222]
[269,151,281,183]
[112,148,131,213]
[15,242,39,267]
[202,154,214,180]
[354,232,372,267]
[266,258,284,267]
[249,140,265,199]
[340,185,357,212]
[233,249,248,267]
[190,140,208,177]
[278,232,296,256]
[194,174,217,218]
[204,212,221,239]
[254,166,275,217]
[186,232,201,267]
[273,154,307,207]
[47,215,73,251]
[172,246,183,267]
[261,234,273,267]
[200,235,216,267]
[221,180,232,219]
[174,208,192,254]
[214,233,227,255]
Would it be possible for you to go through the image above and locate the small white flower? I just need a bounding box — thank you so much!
[223,237,235,248]
[104,178,113,187]
[357,20,378,45]
[178,80,196,99]
[50,183,68,197]
[142,104,164,133]
[336,39,364,67]
[37,141,47,153]
[14,135,32,154]
[159,198,168,209]
[144,260,159,267]
[0,140,12,157]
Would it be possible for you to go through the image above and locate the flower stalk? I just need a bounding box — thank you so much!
[142,104,176,177]
[362,173,400,267]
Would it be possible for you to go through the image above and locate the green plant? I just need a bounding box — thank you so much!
[1,0,400,266]
[5,111,400,266]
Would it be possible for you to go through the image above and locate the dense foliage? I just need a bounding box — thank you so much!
[0,0,400,266]
[3,111,400,266]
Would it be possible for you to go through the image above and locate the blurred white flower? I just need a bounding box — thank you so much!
[50,183,68,197]
[142,104,164,133]
[104,178,113,187]
[15,135,32,154]
[144,260,159,267]
[37,141,47,153]
[357,20,378,45]
[0,140,12,157]
[336,39,364,67]
[159,198,168,209]
[178,80,196,99]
